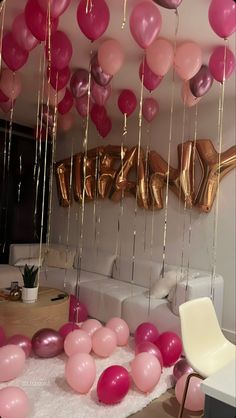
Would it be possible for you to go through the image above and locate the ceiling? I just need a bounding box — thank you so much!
[1,0,236,128]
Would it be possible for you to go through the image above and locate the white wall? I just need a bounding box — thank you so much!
[51,96,236,341]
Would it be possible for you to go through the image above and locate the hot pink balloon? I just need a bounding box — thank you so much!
[118,89,137,116]
[142,98,159,122]
[91,81,111,106]
[174,42,202,80]
[7,335,32,358]
[135,341,163,369]
[24,0,59,41]
[129,1,162,49]
[209,45,235,83]
[46,30,73,70]
[0,387,30,418]
[131,352,162,393]
[175,373,205,411]
[181,82,201,107]
[91,53,113,87]
[58,113,74,132]
[59,322,80,340]
[0,90,8,102]
[106,317,130,346]
[69,294,88,322]
[92,327,117,357]
[12,13,39,52]
[81,319,102,337]
[49,66,70,91]
[65,352,96,394]
[208,0,236,39]
[70,68,89,99]
[31,328,64,358]
[0,69,22,100]
[155,331,182,367]
[64,329,92,356]
[97,365,130,404]
[90,104,107,126]
[75,95,91,118]
[2,32,29,71]
[77,0,110,41]
[146,38,174,76]
[173,358,194,381]
[0,327,6,347]
[37,0,71,18]
[97,116,112,138]
[58,88,73,114]
[98,39,124,76]
[0,345,26,382]
[134,322,159,346]
[139,59,163,92]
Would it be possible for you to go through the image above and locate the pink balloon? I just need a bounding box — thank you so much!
[118,89,137,116]
[12,13,39,52]
[44,84,66,106]
[2,32,29,71]
[97,365,130,404]
[91,81,111,106]
[0,387,30,418]
[7,335,32,358]
[181,82,201,107]
[92,327,117,357]
[65,352,96,394]
[0,89,9,102]
[70,68,89,99]
[64,329,92,356]
[58,113,74,132]
[77,0,110,41]
[58,322,80,339]
[46,30,73,70]
[134,322,159,346]
[0,345,25,382]
[97,116,112,138]
[139,59,163,92]
[24,0,59,41]
[37,0,71,18]
[208,0,236,39]
[106,317,130,346]
[175,373,205,411]
[135,341,163,369]
[0,69,22,100]
[90,104,107,126]
[209,45,235,83]
[174,42,202,80]
[146,38,174,76]
[98,39,124,76]
[69,295,88,322]
[49,66,70,91]
[81,319,102,337]
[173,358,194,381]
[129,1,162,49]
[58,88,74,114]
[0,99,15,113]
[75,95,91,118]
[131,352,162,393]
[142,97,159,122]
[155,331,182,367]
[0,327,6,347]
[31,328,64,358]
[91,53,113,87]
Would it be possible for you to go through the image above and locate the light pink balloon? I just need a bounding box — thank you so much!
[44,83,66,106]
[64,329,92,356]
[7,335,32,358]
[0,327,6,347]
[175,373,205,411]
[81,319,102,337]
[209,45,235,83]
[142,97,159,122]
[106,317,130,346]
[65,352,96,394]
[0,345,26,382]
[92,327,117,357]
[12,13,39,52]
[98,39,124,76]
[174,42,202,80]
[0,69,22,100]
[91,81,111,106]
[208,0,236,39]
[146,38,174,76]
[37,0,71,18]
[181,82,201,107]
[58,113,74,132]
[131,352,162,393]
[0,387,30,418]
[129,1,162,49]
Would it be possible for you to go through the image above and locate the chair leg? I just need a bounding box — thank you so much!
[177,372,202,418]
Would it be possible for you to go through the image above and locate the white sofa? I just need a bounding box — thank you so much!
[1,243,224,337]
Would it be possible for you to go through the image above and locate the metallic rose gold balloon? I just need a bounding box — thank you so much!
[173,358,194,381]
[153,0,182,10]
[31,328,64,358]
[189,65,213,98]
[8,335,32,358]
[70,68,89,99]
[91,53,112,87]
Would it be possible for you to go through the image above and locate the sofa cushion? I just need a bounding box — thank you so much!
[149,270,183,299]
[112,257,162,288]
[14,257,43,268]
[74,248,116,277]
[44,247,76,269]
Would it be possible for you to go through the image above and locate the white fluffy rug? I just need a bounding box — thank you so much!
[0,342,173,418]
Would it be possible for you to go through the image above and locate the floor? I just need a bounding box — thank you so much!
[130,389,202,418]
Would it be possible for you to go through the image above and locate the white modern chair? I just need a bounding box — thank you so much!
[177,297,236,418]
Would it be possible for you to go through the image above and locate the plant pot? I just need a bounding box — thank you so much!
[22,286,38,303]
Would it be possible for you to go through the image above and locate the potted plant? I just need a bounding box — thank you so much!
[21,264,39,303]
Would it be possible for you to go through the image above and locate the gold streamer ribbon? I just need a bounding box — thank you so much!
[122,0,127,29]
[0,0,6,69]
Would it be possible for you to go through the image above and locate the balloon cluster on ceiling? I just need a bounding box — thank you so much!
[0,0,235,136]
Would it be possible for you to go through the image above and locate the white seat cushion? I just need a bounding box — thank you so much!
[112,257,162,288]
[74,248,116,277]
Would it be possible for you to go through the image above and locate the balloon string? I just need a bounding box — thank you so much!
[93,149,99,245]
[122,0,127,29]
[0,0,6,69]
[148,202,155,316]
[143,123,151,252]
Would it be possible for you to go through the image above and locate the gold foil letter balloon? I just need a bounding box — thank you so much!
[55,159,72,207]
[110,146,138,202]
